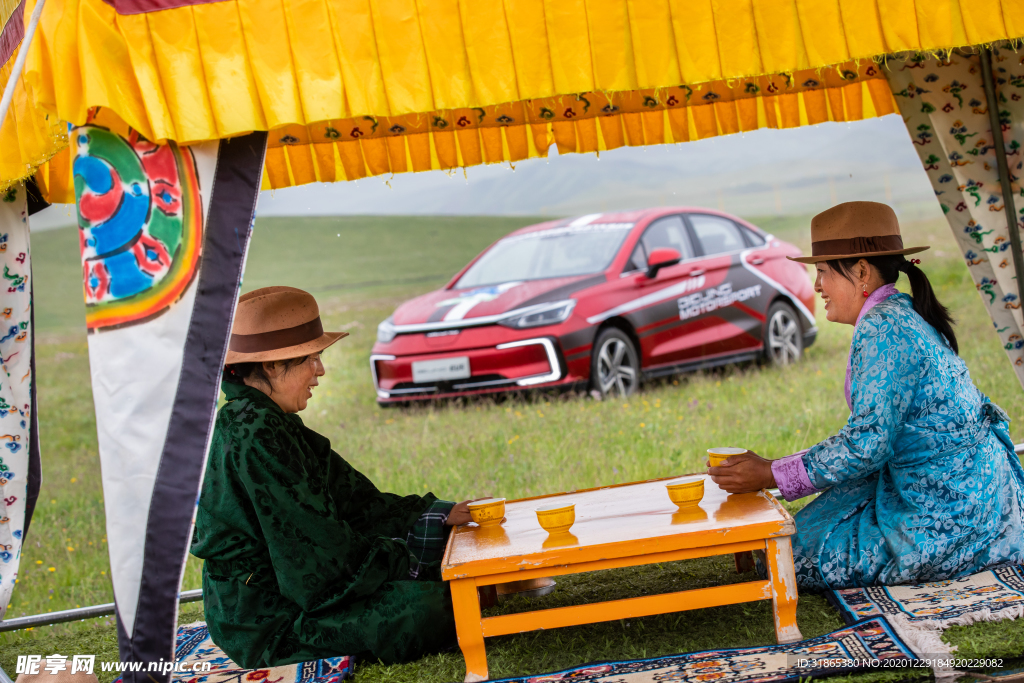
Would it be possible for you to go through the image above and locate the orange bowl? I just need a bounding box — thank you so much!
[666,476,705,508]
[536,503,575,534]
[707,446,748,468]
[468,498,506,527]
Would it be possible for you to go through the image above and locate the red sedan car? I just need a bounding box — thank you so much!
[371,208,816,404]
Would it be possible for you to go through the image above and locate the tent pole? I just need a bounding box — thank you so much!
[980,47,1024,310]
[0,0,47,135]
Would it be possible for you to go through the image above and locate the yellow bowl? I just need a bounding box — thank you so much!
[666,476,705,508]
[536,503,576,534]
[468,498,506,527]
[707,446,748,468]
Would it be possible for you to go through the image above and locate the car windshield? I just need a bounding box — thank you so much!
[455,223,633,288]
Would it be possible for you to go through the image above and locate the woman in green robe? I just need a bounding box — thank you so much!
[191,286,477,668]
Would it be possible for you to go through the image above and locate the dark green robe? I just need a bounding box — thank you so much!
[191,381,456,667]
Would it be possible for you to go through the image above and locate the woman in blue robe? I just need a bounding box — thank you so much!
[710,201,1024,590]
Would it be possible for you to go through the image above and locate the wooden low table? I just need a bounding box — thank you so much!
[441,476,801,682]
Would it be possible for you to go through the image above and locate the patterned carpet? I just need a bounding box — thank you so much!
[828,565,1024,627]
[131,566,1024,683]
[486,618,916,683]
[114,622,353,683]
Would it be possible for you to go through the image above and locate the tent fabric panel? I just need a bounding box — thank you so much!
[669,0,721,85]
[0,41,66,193]
[1,0,24,68]
[459,0,519,107]
[369,0,435,115]
[502,0,555,101]
[19,0,1019,156]
[0,0,20,27]
[4,0,1023,188]
[76,0,152,135]
[143,7,218,143]
[624,0,679,89]
[326,0,388,119]
[542,0,594,95]
[751,0,809,75]
[236,0,307,129]
[584,0,637,94]
[838,0,887,57]
[886,47,1024,389]
[1004,0,1024,43]
[0,181,38,624]
[417,0,475,111]
[280,0,347,126]
[117,15,178,143]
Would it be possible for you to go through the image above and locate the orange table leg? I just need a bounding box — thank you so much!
[765,536,802,644]
[451,577,489,682]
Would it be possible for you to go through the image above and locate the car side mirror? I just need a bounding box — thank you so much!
[646,247,682,279]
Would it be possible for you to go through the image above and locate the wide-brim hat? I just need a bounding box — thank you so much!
[788,201,929,264]
[225,286,348,365]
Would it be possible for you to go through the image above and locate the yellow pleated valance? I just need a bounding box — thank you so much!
[4,0,1024,194]
[33,60,898,202]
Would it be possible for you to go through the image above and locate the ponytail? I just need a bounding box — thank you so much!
[896,259,958,354]
[827,255,958,354]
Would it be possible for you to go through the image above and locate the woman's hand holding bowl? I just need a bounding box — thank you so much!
[707,451,776,494]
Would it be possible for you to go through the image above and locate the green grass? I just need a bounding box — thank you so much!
[2,213,1023,682]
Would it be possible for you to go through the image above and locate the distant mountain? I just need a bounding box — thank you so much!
[32,114,943,230]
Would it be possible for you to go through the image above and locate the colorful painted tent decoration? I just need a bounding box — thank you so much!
[71,125,267,679]
[886,46,1024,387]
[75,126,203,329]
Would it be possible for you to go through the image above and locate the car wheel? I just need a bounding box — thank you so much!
[591,328,640,398]
[764,301,802,366]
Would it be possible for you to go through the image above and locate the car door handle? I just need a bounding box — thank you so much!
[750,258,765,265]
[688,269,705,277]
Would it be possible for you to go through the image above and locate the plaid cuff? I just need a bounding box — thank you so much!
[406,499,454,579]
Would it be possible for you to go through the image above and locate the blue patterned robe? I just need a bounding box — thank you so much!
[793,292,1024,590]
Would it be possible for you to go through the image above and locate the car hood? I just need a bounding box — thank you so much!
[390,274,605,326]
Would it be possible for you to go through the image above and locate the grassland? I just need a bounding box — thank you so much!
[2,212,1023,682]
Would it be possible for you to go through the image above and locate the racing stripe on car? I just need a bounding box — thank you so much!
[739,246,816,327]
[518,274,607,308]
[585,275,707,324]
[428,305,456,322]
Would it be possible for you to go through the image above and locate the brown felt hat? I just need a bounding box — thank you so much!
[788,201,929,264]
[225,286,348,365]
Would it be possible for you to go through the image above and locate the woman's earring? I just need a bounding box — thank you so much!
[862,286,869,298]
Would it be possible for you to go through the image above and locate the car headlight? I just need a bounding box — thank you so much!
[498,300,576,329]
[377,317,397,343]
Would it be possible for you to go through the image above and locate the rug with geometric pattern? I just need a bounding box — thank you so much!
[487,617,917,683]
[828,565,1024,627]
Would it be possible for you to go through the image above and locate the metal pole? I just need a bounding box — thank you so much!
[0,589,203,632]
[0,0,48,134]
[980,47,1024,311]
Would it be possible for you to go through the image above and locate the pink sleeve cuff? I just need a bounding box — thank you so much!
[771,450,819,501]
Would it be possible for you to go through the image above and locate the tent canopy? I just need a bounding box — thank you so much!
[3,0,1024,198]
